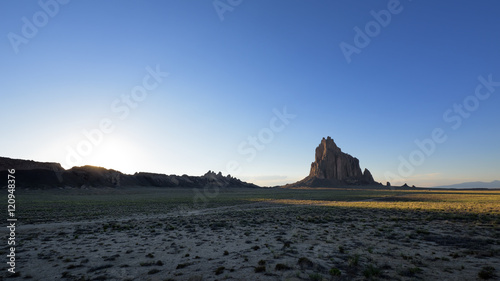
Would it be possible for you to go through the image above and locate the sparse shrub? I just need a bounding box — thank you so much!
[223,250,229,256]
[258,260,266,266]
[401,253,413,260]
[329,267,341,276]
[66,264,82,269]
[309,273,322,281]
[416,228,430,235]
[478,266,496,279]
[252,245,260,251]
[255,266,266,273]
[338,246,345,254]
[399,266,422,277]
[215,266,225,275]
[275,263,291,271]
[298,257,314,269]
[409,267,422,275]
[363,264,381,278]
[176,263,190,269]
[348,254,359,267]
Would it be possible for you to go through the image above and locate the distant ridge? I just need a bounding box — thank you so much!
[432,180,500,189]
[285,137,382,188]
[0,156,259,189]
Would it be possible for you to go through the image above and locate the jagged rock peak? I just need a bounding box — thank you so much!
[203,170,231,179]
[309,136,363,181]
[285,136,380,187]
[363,168,375,183]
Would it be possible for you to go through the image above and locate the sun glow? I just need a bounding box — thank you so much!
[83,136,145,174]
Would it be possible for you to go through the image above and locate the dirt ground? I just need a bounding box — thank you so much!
[4,200,499,281]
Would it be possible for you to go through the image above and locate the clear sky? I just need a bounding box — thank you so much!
[1,0,499,187]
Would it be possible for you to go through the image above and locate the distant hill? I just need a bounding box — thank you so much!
[0,156,259,189]
[432,180,500,189]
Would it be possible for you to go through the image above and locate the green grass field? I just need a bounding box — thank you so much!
[8,187,500,225]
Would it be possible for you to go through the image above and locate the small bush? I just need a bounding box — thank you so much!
[215,266,225,275]
[339,246,345,253]
[140,262,155,267]
[399,266,422,277]
[275,263,291,271]
[309,273,322,281]
[176,263,190,269]
[363,264,381,278]
[255,266,266,273]
[478,266,496,279]
[329,267,341,276]
[298,257,314,269]
[348,254,360,267]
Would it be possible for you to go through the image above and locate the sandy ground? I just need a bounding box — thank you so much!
[3,201,499,281]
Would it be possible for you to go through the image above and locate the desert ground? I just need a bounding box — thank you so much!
[2,187,499,280]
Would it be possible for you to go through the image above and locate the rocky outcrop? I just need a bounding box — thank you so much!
[309,137,364,182]
[0,157,64,172]
[62,166,124,187]
[285,137,380,187]
[0,157,259,189]
[362,168,375,183]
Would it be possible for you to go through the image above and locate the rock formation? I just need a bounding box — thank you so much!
[285,137,380,187]
[0,156,258,189]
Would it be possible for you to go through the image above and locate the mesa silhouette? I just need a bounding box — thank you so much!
[0,157,257,189]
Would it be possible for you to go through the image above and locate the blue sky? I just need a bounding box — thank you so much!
[1,0,499,187]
